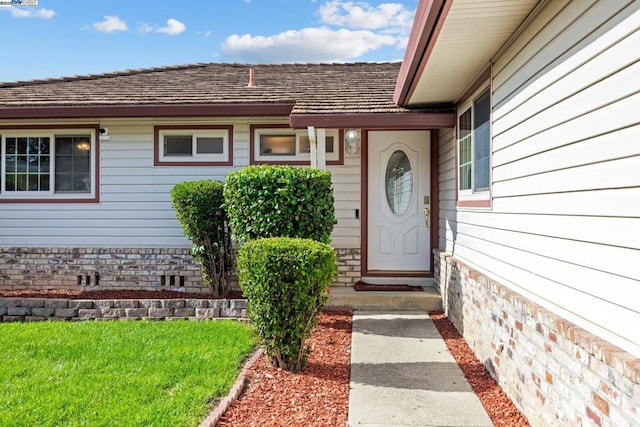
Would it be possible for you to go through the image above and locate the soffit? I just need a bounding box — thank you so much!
[407,0,539,106]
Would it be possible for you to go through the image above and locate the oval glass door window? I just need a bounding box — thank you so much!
[385,150,413,216]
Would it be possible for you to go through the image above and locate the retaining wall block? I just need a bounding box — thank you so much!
[101,308,126,318]
[0,307,6,316]
[125,308,148,318]
[185,299,208,308]
[44,299,69,309]
[139,300,162,309]
[230,300,247,309]
[113,300,139,309]
[8,307,31,316]
[31,307,55,317]
[3,315,25,322]
[174,308,196,317]
[68,300,93,310]
[196,308,220,318]
[0,298,22,307]
[21,299,45,308]
[78,309,102,319]
[208,300,229,309]
[161,300,185,309]
[148,308,173,318]
[221,308,246,318]
[54,308,78,318]
[93,300,114,309]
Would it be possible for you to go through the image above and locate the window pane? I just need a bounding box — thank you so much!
[385,150,413,216]
[458,108,472,191]
[260,134,295,155]
[299,135,310,153]
[196,137,224,154]
[5,137,50,192]
[473,90,491,191]
[55,136,91,193]
[326,136,334,153]
[164,135,192,156]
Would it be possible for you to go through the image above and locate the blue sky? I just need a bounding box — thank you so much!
[0,0,418,83]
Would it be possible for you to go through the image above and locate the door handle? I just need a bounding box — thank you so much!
[424,208,430,230]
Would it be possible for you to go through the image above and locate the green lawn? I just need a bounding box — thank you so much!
[0,320,254,427]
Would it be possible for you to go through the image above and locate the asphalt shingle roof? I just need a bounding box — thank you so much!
[0,62,410,114]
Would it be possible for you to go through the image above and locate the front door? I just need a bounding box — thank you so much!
[367,131,430,272]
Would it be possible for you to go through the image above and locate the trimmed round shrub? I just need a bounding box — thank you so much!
[170,180,233,297]
[238,237,337,372]
[223,165,337,244]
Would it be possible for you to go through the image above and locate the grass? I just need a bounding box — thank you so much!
[0,320,255,427]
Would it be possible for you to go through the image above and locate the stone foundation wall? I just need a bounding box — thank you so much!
[0,247,362,291]
[0,297,247,322]
[434,250,640,427]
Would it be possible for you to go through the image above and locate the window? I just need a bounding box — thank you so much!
[0,129,97,201]
[457,87,491,205]
[154,125,232,166]
[250,125,343,165]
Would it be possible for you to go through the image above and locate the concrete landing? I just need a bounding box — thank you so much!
[326,286,442,312]
[348,312,493,427]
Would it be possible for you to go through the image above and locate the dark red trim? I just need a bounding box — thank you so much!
[0,103,295,119]
[153,125,234,167]
[430,129,439,270]
[249,124,344,166]
[290,112,454,129]
[393,0,450,107]
[361,129,436,277]
[457,199,491,208]
[0,124,100,203]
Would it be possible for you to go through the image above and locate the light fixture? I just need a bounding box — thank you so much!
[75,140,91,151]
[345,129,359,154]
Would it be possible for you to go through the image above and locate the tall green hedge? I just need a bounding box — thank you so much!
[170,180,233,297]
[237,237,337,372]
[223,165,337,243]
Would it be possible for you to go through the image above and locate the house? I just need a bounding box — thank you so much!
[0,62,451,293]
[395,0,640,425]
[0,0,638,424]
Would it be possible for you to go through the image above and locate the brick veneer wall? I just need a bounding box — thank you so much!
[434,250,640,427]
[0,247,362,291]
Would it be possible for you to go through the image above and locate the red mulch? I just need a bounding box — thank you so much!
[0,289,244,299]
[217,310,528,426]
[429,311,530,427]
[218,310,352,427]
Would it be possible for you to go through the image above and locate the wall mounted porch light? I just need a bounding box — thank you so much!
[345,129,359,154]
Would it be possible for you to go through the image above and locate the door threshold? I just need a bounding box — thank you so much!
[360,276,434,287]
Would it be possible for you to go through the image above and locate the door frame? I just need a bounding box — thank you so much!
[361,129,439,277]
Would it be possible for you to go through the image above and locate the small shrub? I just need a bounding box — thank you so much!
[224,165,337,244]
[238,237,337,372]
[170,180,233,297]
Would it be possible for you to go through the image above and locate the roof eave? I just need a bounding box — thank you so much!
[393,0,450,107]
[289,112,454,129]
[0,103,296,119]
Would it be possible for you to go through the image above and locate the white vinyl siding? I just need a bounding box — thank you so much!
[0,118,361,249]
[440,1,640,356]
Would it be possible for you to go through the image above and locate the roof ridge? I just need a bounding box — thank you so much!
[0,62,213,88]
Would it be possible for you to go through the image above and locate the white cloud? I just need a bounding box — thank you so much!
[156,18,186,36]
[7,7,55,19]
[93,16,128,33]
[318,1,413,33]
[221,27,396,63]
[138,18,186,36]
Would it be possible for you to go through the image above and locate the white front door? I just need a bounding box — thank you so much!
[367,131,430,272]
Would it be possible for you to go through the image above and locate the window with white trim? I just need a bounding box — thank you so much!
[458,87,491,200]
[157,128,230,164]
[253,127,339,163]
[0,131,95,199]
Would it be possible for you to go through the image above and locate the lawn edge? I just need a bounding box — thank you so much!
[198,347,264,427]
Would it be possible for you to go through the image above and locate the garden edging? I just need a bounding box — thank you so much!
[0,297,248,321]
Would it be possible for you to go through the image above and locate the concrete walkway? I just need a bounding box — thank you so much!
[348,312,493,427]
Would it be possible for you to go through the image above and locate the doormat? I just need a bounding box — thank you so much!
[354,281,423,292]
